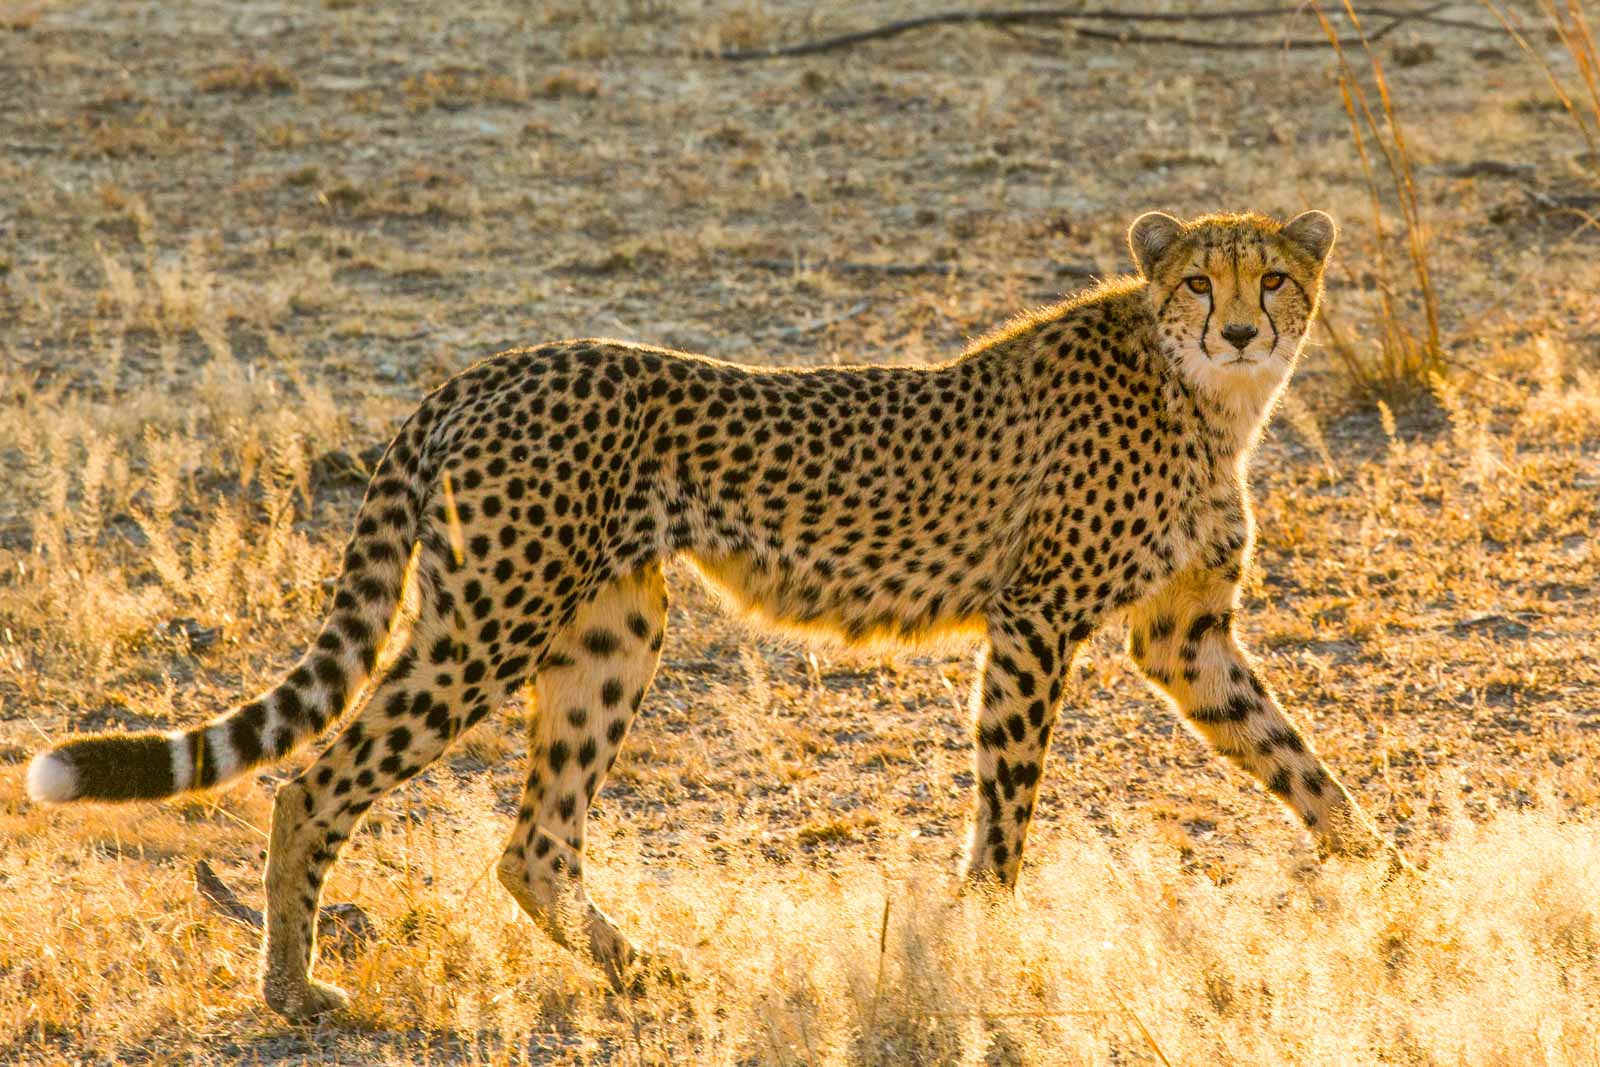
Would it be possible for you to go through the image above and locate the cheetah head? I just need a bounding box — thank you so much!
[1129,209,1336,428]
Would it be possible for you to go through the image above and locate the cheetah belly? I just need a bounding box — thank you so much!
[684,549,988,649]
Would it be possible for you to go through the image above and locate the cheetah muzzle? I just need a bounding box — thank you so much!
[29,209,1399,1020]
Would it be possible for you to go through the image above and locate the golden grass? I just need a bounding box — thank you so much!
[1315,0,1444,403]
[5,782,1600,1065]
[1487,0,1600,167]
[197,60,300,97]
[1,2,1598,1063]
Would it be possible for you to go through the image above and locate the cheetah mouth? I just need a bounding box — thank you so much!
[1218,347,1280,367]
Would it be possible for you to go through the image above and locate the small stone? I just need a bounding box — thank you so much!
[1391,42,1436,68]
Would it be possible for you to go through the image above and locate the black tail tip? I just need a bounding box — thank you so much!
[27,733,177,803]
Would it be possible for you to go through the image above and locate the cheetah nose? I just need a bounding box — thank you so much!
[1221,324,1258,351]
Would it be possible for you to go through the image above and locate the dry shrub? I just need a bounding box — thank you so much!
[539,70,602,99]
[1487,0,1600,168]
[1312,2,1443,404]
[1519,334,1600,443]
[402,68,532,111]
[96,239,218,335]
[197,60,299,96]
[0,237,352,693]
[701,4,779,52]
[70,109,202,160]
[0,2,46,32]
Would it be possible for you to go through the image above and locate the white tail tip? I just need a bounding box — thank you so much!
[26,751,79,804]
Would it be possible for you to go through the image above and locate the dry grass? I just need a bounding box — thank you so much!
[1489,0,1600,167]
[197,60,301,97]
[7,787,1600,1065]
[1,2,1598,1064]
[1315,0,1444,403]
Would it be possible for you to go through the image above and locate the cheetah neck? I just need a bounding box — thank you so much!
[1163,355,1290,466]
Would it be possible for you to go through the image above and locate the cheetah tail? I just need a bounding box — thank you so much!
[26,409,435,805]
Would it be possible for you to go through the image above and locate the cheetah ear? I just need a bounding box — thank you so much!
[1128,212,1185,279]
[1282,210,1337,265]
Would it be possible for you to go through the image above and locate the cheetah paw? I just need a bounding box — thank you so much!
[264,976,351,1022]
[602,946,686,995]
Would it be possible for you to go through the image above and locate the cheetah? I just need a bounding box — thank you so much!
[29,209,1396,1020]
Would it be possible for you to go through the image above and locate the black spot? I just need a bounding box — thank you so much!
[277,686,305,725]
[1261,729,1306,755]
[311,654,344,688]
[1190,696,1256,724]
[495,654,529,681]
[229,703,267,767]
[582,629,621,656]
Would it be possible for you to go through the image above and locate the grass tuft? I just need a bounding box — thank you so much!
[1313,1,1444,403]
[197,60,300,97]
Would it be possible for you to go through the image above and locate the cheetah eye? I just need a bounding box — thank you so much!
[1262,272,1287,291]
[1184,276,1211,295]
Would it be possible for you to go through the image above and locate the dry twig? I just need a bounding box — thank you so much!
[709,4,1497,61]
[194,859,377,954]
[746,257,1100,279]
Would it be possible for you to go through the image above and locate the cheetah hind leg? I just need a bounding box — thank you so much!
[496,564,679,991]
[262,553,542,1021]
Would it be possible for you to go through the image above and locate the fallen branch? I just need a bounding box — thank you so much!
[195,859,266,929]
[1519,184,1600,213]
[1073,16,1407,50]
[195,860,377,956]
[708,4,1497,61]
[747,258,1100,279]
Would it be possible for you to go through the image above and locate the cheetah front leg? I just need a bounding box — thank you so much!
[1127,569,1391,861]
[962,603,1082,888]
[496,565,671,991]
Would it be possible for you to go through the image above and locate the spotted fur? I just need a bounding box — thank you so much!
[29,210,1394,1020]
